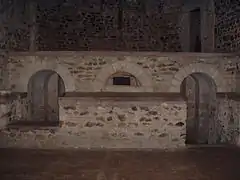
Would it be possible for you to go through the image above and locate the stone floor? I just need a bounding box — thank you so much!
[0,147,240,180]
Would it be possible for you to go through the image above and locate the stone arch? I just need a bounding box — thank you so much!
[180,72,218,144]
[16,62,75,92]
[169,63,228,92]
[27,69,65,124]
[93,61,153,92]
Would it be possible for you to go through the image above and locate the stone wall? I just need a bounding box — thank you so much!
[0,96,186,149]
[6,52,238,93]
[2,0,239,52]
[214,0,240,53]
[0,92,28,128]
[14,0,182,52]
[216,96,240,144]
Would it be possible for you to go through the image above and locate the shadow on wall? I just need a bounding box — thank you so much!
[180,72,218,145]
[27,69,65,125]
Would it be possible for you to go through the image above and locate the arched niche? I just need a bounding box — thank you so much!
[106,72,141,87]
[169,63,228,92]
[180,0,215,52]
[15,62,75,92]
[27,69,65,125]
[180,72,218,144]
[93,61,153,92]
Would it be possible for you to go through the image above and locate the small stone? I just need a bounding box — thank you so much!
[139,117,147,122]
[80,111,89,115]
[131,106,138,111]
[162,103,169,109]
[96,122,104,127]
[134,132,144,136]
[107,117,113,121]
[175,122,184,127]
[159,133,168,137]
[63,106,76,110]
[140,106,149,111]
[65,122,77,127]
[148,111,158,115]
[145,118,152,122]
[117,114,126,121]
[151,129,159,133]
[85,122,96,127]
[180,133,186,137]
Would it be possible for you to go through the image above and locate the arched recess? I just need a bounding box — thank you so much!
[27,69,65,125]
[169,63,228,92]
[16,62,75,92]
[181,72,218,144]
[180,0,215,52]
[93,61,153,92]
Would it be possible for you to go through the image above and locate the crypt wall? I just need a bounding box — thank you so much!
[0,52,239,149]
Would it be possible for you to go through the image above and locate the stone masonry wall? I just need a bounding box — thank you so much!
[3,0,240,52]
[0,92,28,128]
[6,52,239,93]
[216,97,240,144]
[12,0,182,52]
[214,0,240,53]
[0,97,186,149]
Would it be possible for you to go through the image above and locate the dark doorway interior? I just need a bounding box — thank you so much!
[189,8,202,52]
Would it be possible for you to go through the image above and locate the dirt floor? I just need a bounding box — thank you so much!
[0,147,239,180]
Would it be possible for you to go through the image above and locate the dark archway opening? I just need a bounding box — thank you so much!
[27,70,65,126]
[189,8,202,52]
[181,73,217,144]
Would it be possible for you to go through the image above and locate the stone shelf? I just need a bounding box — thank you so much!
[62,92,184,101]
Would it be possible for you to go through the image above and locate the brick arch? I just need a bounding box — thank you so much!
[169,63,228,92]
[17,62,75,92]
[93,61,153,92]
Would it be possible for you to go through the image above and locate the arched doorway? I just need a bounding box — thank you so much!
[181,72,217,144]
[27,70,65,125]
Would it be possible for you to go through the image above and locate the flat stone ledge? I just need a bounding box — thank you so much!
[9,51,240,58]
[7,120,61,129]
[61,92,184,101]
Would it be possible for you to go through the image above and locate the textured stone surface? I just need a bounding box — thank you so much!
[215,0,240,52]
[216,97,240,144]
[6,52,239,93]
[2,0,239,53]
[0,98,186,149]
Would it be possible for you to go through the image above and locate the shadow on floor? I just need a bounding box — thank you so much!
[0,147,239,180]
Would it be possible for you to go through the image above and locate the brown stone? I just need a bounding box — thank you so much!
[175,122,184,127]
[148,111,158,116]
[107,117,113,121]
[134,132,144,136]
[159,133,168,137]
[117,114,126,122]
[63,106,76,110]
[80,111,89,115]
[85,122,96,127]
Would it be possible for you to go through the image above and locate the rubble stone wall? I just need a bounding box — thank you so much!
[0,97,187,149]
[6,52,238,93]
